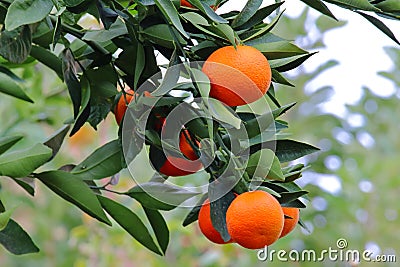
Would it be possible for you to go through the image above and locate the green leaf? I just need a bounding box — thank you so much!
[355,11,400,45]
[83,18,128,42]
[186,0,228,24]
[44,125,71,160]
[142,24,187,49]
[0,219,39,255]
[300,0,337,20]
[97,195,162,255]
[251,41,308,60]
[182,194,208,226]
[0,208,15,231]
[234,2,285,30]
[191,68,210,98]
[30,45,63,80]
[5,0,53,31]
[323,0,381,12]
[152,63,182,96]
[71,140,123,180]
[154,0,189,39]
[0,135,23,155]
[126,182,198,210]
[278,190,309,204]
[0,26,32,64]
[246,149,284,181]
[242,10,284,42]
[208,186,235,242]
[0,199,5,213]
[61,49,82,119]
[275,140,320,162]
[271,69,294,86]
[143,207,169,255]
[272,102,296,118]
[212,23,237,46]
[206,100,242,129]
[375,0,400,13]
[0,72,33,103]
[270,52,317,72]
[0,143,52,178]
[232,0,263,28]
[35,170,111,225]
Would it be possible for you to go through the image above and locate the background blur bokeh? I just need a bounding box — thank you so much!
[1,4,399,267]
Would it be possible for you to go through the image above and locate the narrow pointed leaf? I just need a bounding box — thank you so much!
[0,219,39,255]
[35,171,111,225]
[0,143,52,178]
[143,207,169,255]
[71,140,123,180]
[355,11,400,45]
[44,125,71,160]
[300,0,337,20]
[0,73,33,103]
[0,135,23,155]
[232,0,263,28]
[154,0,189,39]
[98,195,162,255]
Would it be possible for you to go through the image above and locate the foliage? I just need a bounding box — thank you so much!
[0,0,399,257]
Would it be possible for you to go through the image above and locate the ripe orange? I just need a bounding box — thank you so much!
[280,207,300,238]
[158,129,202,176]
[226,190,284,249]
[202,45,272,106]
[114,89,134,125]
[198,199,232,244]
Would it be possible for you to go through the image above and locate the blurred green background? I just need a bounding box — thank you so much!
[1,7,399,267]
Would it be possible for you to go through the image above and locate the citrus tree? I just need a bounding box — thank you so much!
[0,0,399,256]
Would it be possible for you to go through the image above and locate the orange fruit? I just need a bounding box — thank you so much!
[158,130,202,176]
[198,199,232,244]
[280,207,300,238]
[202,45,272,106]
[69,124,96,147]
[226,190,284,249]
[114,89,134,125]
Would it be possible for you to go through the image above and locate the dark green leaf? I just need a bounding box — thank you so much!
[5,0,53,31]
[0,25,32,64]
[44,125,71,160]
[355,11,400,45]
[232,0,263,28]
[0,72,33,102]
[186,0,228,24]
[143,207,169,255]
[235,2,285,30]
[242,10,284,42]
[251,41,308,60]
[271,69,294,86]
[207,100,242,129]
[127,182,198,210]
[323,0,381,12]
[0,135,23,155]
[142,24,187,49]
[281,199,306,208]
[61,49,82,119]
[272,102,296,118]
[208,185,235,242]
[0,199,5,212]
[278,190,308,204]
[35,170,111,225]
[97,195,162,255]
[300,0,337,20]
[71,140,123,180]
[0,219,39,255]
[154,0,189,39]
[271,52,317,72]
[30,45,63,80]
[182,194,208,226]
[0,143,52,178]
[275,140,320,162]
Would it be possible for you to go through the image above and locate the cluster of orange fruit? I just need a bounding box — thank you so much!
[114,44,272,176]
[199,191,300,249]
